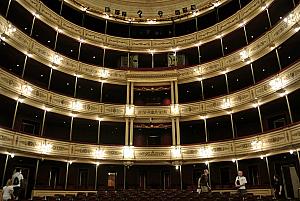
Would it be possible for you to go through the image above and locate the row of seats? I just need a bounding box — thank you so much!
[29,190,283,201]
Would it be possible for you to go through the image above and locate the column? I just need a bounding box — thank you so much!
[257,105,264,132]
[40,110,47,136]
[174,81,179,104]
[11,100,19,129]
[126,82,130,104]
[125,118,129,146]
[97,120,101,144]
[179,165,183,190]
[204,118,208,142]
[129,118,134,146]
[69,117,74,141]
[33,159,40,189]
[285,95,293,123]
[123,166,126,189]
[1,154,9,186]
[64,162,70,190]
[230,113,235,139]
[130,82,134,105]
[95,164,98,190]
[265,156,272,188]
[176,118,180,145]
[171,81,175,104]
[172,118,176,146]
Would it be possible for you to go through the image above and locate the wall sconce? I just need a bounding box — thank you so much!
[71,101,83,111]
[125,105,135,116]
[94,148,105,159]
[269,77,286,91]
[222,98,231,109]
[240,50,249,61]
[99,68,109,79]
[21,85,33,96]
[198,147,213,158]
[251,139,263,150]
[171,104,180,115]
[171,146,182,158]
[36,142,53,154]
[6,23,16,35]
[123,146,134,159]
[52,54,63,65]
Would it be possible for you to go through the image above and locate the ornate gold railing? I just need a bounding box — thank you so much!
[1,3,299,84]
[0,59,300,120]
[0,123,299,163]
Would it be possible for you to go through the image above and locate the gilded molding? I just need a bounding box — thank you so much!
[1,4,300,85]
[17,0,272,52]
[0,60,300,120]
[0,123,299,163]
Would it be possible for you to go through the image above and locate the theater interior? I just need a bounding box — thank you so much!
[0,0,300,200]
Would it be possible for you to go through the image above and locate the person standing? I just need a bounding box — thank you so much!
[235,171,247,196]
[272,175,283,199]
[12,168,24,200]
[2,179,14,201]
[198,169,211,193]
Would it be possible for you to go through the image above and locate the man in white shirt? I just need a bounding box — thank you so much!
[12,168,24,200]
[235,171,247,196]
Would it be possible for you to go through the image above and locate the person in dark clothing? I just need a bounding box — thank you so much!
[272,175,283,199]
[197,169,211,193]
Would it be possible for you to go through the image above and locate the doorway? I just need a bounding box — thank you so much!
[107,172,117,189]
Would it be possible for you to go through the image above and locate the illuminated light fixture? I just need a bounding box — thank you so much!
[239,21,245,27]
[82,7,87,12]
[97,117,103,121]
[104,13,110,19]
[34,12,40,18]
[269,77,286,91]
[289,150,294,154]
[194,41,202,47]
[171,104,180,115]
[175,165,179,170]
[18,97,24,103]
[171,146,182,158]
[283,13,298,25]
[10,153,15,158]
[125,104,135,116]
[52,54,63,65]
[79,37,85,43]
[252,102,260,108]
[68,160,73,165]
[99,68,109,78]
[148,49,155,54]
[21,85,33,96]
[205,161,209,165]
[232,159,236,163]
[171,47,179,52]
[200,115,207,120]
[6,23,16,35]
[251,139,263,150]
[240,50,249,61]
[137,10,143,18]
[175,10,180,15]
[198,147,213,158]
[158,11,163,17]
[71,101,83,111]
[260,155,264,159]
[294,26,300,32]
[96,162,100,166]
[36,142,53,154]
[147,19,156,24]
[261,2,267,10]
[222,98,231,109]
[123,146,134,159]
[94,148,105,159]
[25,52,33,58]
[213,1,221,7]
[216,34,222,39]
